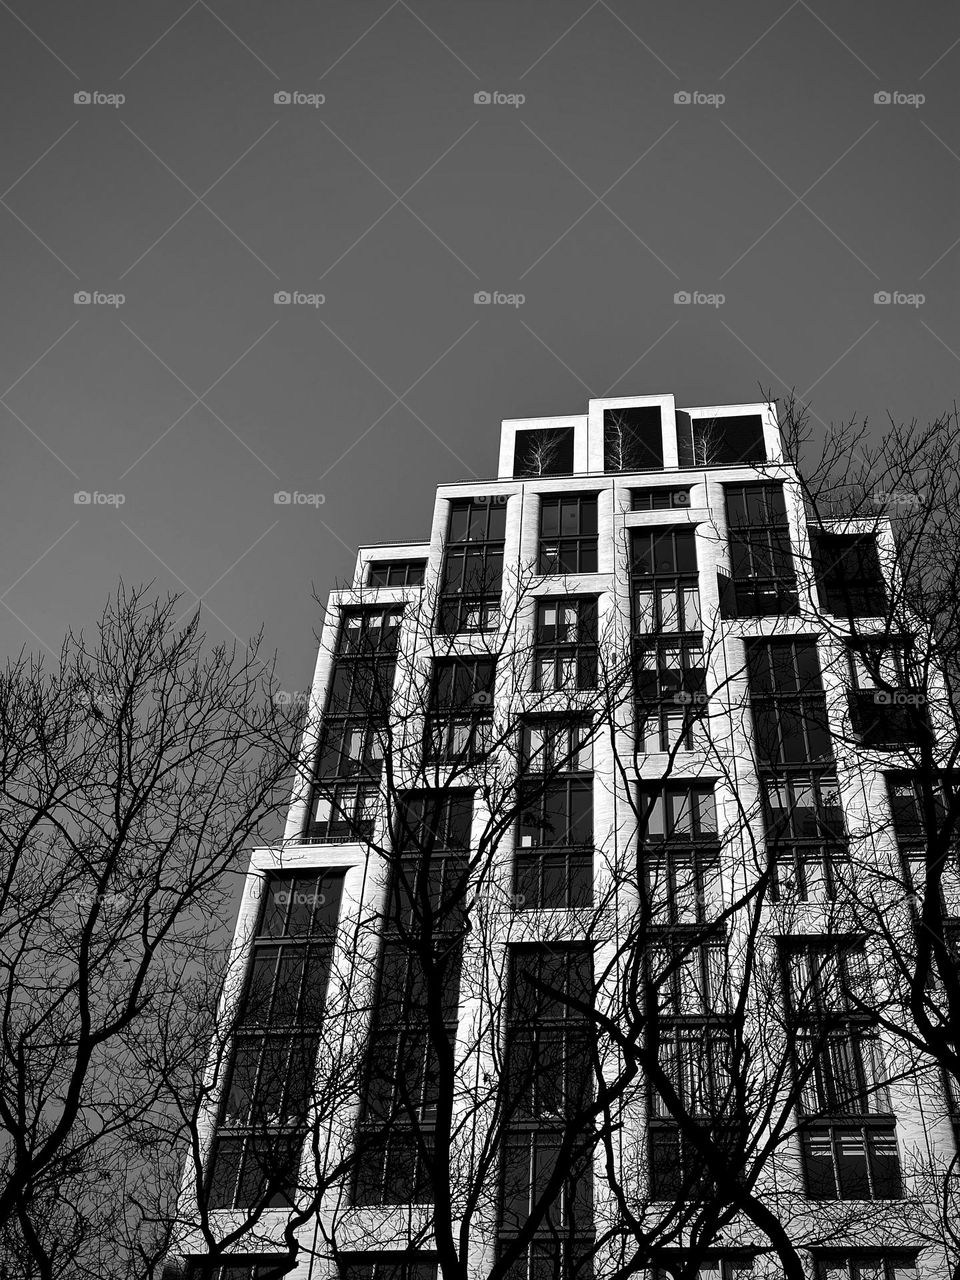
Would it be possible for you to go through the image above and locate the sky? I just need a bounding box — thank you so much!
[2,0,959,691]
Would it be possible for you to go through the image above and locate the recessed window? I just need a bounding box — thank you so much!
[631,485,691,511]
[534,597,598,691]
[677,413,767,466]
[367,560,426,587]
[440,499,505,634]
[801,1124,901,1200]
[514,427,575,477]
[631,528,701,635]
[746,639,834,767]
[603,406,663,471]
[720,482,797,617]
[813,533,887,617]
[339,1257,438,1280]
[815,1256,916,1280]
[539,495,598,573]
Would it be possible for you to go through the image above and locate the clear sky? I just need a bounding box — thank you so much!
[2,1,958,690]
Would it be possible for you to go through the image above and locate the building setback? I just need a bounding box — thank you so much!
[170,394,958,1280]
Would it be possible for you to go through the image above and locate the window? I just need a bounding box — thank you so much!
[516,721,594,909]
[427,658,495,763]
[677,412,767,467]
[650,1025,734,1119]
[631,528,700,634]
[648,935,729,1018]
[785,939,871,1018]
[539,495,598,574]
[655,1258,755,1280]
[535,598,598,691]
[631,485,691,510]
[208,872,345,1210]
[813,534,887,617]
[514,427,575,478]
[187,1260,295,1280]
[746,640,833,767]
[815,1256,917,1280]
[801,1124,901,1199]
[847,643,929,748]
[305,780,378,843]
[603,406,663,471]
[499,948,594,1261]
[368,560,426,587]
[646,847,719,925]
[885,772,947,839]
[440,499,505,634]
[762,773,848,902]
[635,638,707,752]
[720,483,797,618]
[638,783,718,843]
[498,1239,595,1280]
[354,797,467,1206]
[795,1029,891,1116]
[339,1258,438,1280]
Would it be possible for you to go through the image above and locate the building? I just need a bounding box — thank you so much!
[171,394,958,1280]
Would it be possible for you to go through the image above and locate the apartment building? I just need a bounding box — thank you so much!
[171,394,958,1280]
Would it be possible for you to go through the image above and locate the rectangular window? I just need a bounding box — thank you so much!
[516,721,593,909]
[187,1259,296,1279]
[427,658,495,763]
[785,939,871,1018]
[721,483,797,618]
[354,795,467,1206]
[339,1258,438,1280]
[514,427,575,478]
[650,1024,734,1118]
[795,1029,891,1116]
[813,534,888,617]
[535,598,598,691]
[847,644,928,748]
[638,783,718,843]
[762,773,848,901]
[815,1256,917,1280]
[801,1124,902,1200]
[209,872,345,1210]
[631,528,700,634]
[367,560,426,587]
[499,948,594,1247]
[746,640,833,767]
[440,499,506,634]
[646,848,720,925]
[677,413,766,468]
[631,485,692,511]
[635,638,707,752]
[655,1260,755,1280]
[603,406,663,471]
[539,495,598,574]
[648,935,729,1018]
[305,780,379,843]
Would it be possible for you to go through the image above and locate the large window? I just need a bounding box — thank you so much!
[535,598,598,692]
[846,642,929,748]
[354,795,468,1206]
[187,1260,295,1280]
[427,657,496,763]
[631,485,691,511]
[339,1258,438,1280]
[762,772,848,902]
[815,1257,916,1280]
[516,721,593,909]
[603,406,663,471]
[655,1260,755,1280]
[785,940,900,1200]
[746,639,833,767]
[440,499,506,634]
[630,528,700,634]
[514,427,575,478]
[676,412,766,467]
[539,495,598,574]
[635,637,707,752]
[720,483,797,618]
[813,533,887,617]
[638,782,718,843]
[499,948,595,1277]
[208,872,345,1210]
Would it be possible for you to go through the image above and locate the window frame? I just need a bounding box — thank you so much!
[538,495,599,575]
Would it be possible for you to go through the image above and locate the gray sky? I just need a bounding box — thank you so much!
[2,1,958,689]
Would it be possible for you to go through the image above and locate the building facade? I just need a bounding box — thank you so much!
[171,394,958,1280]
